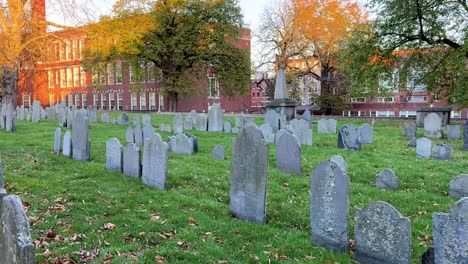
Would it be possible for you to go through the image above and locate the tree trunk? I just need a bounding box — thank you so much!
[1,67,18,109]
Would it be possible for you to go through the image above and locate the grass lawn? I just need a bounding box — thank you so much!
[1,113,466,263]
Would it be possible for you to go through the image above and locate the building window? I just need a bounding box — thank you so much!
[376,111,395,117]
[116,62,122,84]
[101,93,107,110]
[61,94,66,103]
[60,69,66,87]
[75,93,81,108]
[131,93,137,110]
[82,94,87,108]
[351,97,366,103]
[55,71,59,85]
[80,68,86,87]
[208,76,219,98]
[377,97,395,103]
[68,94,73,107]
[406,96,427,102]
[109,93,115,110]
[49,93,55,106]
[73,67,80,87]
[48,70,54,88]
[67,68,73,87]
[93,94,99,107]
[159,94,164,111]
[117,93,123,110]
[140,92,146,110]
[59,41,65,61]
[130,68,136,84]
[147,62,156,83]
[79,38,84,59]
[399,111,417,118]
[149,92,156,110]
[23,95,31,108]
[107,64,115,85]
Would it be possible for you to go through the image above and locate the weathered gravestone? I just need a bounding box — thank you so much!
[310,160,349,252]
[330,155,347,176]
[464,120,468,151]
[302,109,311,122]
[133,115,140,127]
[159,123,171,133]
[259,123,275,143]
[88,105,97,123]
[212,145,225,160]
[117,112,130,125]
[46,107,56,120]
[208,103,224,132]
[134,126,143,146]
[0,195,35,264]
[290,119,313,146]
[432,197,468,263]
[173,114,183,134]
[276,133,301,175]
[235,113,244,128]
[62,131,72,157]
[275,128,292,144]
[4,103,15,132]
[53,127,61,154]
[169,133,194,155]
[446,125,460,140]
[71,111,90,161]
[123,143,141,178]
[359,123,373,144]
[106,138,123,172]
[195,114,207,131]
[188,110,197,126]
[317,119,337,134]
[31,100,41,123]
[337,124,361,150]
[232,127,239,134]
[449,174,468,199]
[142,123,155,140]
[432,142,453,160]
[376,168,399,190]
[125,127,134,144]
[230,126,268,224]
[264,109,280,133]
[243,118,256,128]
[142,114,151,126]
[142,137,169,190]
[66,109,73,128]
[0,159,5,195]
[183,133,198,153]
[403,121,417,138]
[223,120,231,133]
[407,137,417,148]
[416,137,432,159]
[424,113,442,138]
[183,116,192,130]
[354,201,411,264]
[101,112,111,123]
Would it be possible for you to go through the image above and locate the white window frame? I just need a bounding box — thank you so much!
[377,97,395,103]
[158,94,164,112]
[140,92,146,110]
[149,92,156,110]
[109,92,115,110]
[67,68,73,87]
[60,69,66,88]
[73,67,79,87]
[208,76,219,98]
[406,96,427,103]
[116,62,122,84]
[93,94,99,107]
[68,94,73,107]
[117,93,123,110]
[48,70,54,88]
[23,95,31,107]
[74,93,81,108]
[80,68,86,87]
[351,97,366,103]
[107,64,115,85]
[451,111,461,118]
[131,93,137,110]
[82,94,87,108]
[101,93,107,110]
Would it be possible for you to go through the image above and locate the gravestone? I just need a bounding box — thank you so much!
[276,133,301,175]
[407,137,417,148]
[338,124,361,150]
[416,137,432,159]
[142,123,155,140]
[123,143,141,178]
[53,127,61,154]
[159,123,171,133]
[330,155,347,175]
[232,127,239,134]
[142,137,169,190]
[142,114,151,126]
[71,111,90,161]
[0,195,35,264]
[259,124,275,143]
[449,174,468,199]
[173,114,183,134]
[235,113,244,128]
[133,115,140,127]
[106,138,123,172]
[446,125,460,140]
[243,118,256,128]
[317,119,337,134]
[66,109,73,128]
[208,103,224,132]
[183,116,192,130]
[195,114,207,131]
[31,100,41,123]
[46,107,56,120]
[134,126,143,146]
[432,142,453,160]
[464,121,468,151]
[310,160,349,252]
[101,112,111,123]
[88,105,97,123]
[403,121,417,138]
[424,113,442,138]
[230,126,268,224]
[359,123,373,144]
[354,201,411,264]
[168,133,194,155]
[264,109,280,133]
[275,128,292,144]
[223,121,231,133]
[376,168,399,190]
[125,127,134,144]
[0,159,5,195]
[189,110,197,126]
[62,131,72,157]
[212,145,225,160]
[117,112,130,125]
[302,109,311,122]
[432,197,468,263]
[183,133,198,153]
[290,119,313,146]
[4,103,15,132]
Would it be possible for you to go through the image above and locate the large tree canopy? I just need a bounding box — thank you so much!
[338,0,468,107]
[86,0,250,112]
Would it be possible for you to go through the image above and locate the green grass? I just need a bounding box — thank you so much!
[1,114,466,263]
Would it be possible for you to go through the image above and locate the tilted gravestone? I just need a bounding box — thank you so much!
[212,145,225,160]
[88,105,97,123]
[403,121,416,138]
[310,160,349,252]
[432,197,468,263]
[463,120,468,151]
[230,126,268,224]
[142,137,169,190]
[173,114,183,134]
[134,126,143,146]
[424,113,442,138]
[71,111,90,161]
[208,103,224,132]
[168,133,195,155]
[338,124,361,150]
[125,127,134,144]
[259,124,275,143]
[448,174,468,199]
[183,116,192,130]
[407,137,417,148]
[290,119,313,146]
[106,138,123,172]
[376,168,398,190]
[446,125,460,140]
[223,120,231,133]
[195,114,207,131]
[354,201,411,264]
[432,142,453,160]
[330,155,347,176]
[416,137,432,159]
[123,143,141,178]
[0,195,35,264]
[276,133,301,175]
[264,109,280,133]
[142,123,155,141]
[62,131,72,157]
[359,123,373,144]
[53,127,61,154]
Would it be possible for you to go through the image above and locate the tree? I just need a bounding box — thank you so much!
[86,0,250,112]
[338,0,468,108]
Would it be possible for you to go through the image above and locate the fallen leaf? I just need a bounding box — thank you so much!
[151,213,161,221]
[155,255,165,263]
[46,229,56,239]
[139,232,146,237]
[188,217,198,225]
[103,223,116,230]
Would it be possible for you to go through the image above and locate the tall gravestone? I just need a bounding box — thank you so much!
[125,127,134,144]
[302,109,311,122]
[0,195,35,264]
[354,201,411,264]
[195,114,208,131]
[230,126,268,224]
[183,116,192,130]
[142,114,151,126]
[449,174,468,199]
[71,111,90,161]
[424,113,442,138]
[276,133,301,175]
[330,155,347,176]
[290,119,313,146]
[142,137,169,190]
[264,109,280,133]
[464,121,468,151]
[223,120,232,133]
[134,126,143,146]
[359,123,373,144]
[416,137,432,159]
[62,131,72,157]
[142,123,155,141]
[446,125,460,140]
[433,197,468,263]
[53,127,61,154]
[266,68,297,120]
[403,121,416,138]
[310,160,349,252]
[173,114,183,134]
[88,105,97,123]
[259,124,275,143]
[338,124,361,150]
[123,143,141,178]
[208,103,224,132]
[133,115,140,127]
[106,138,123,172]
[4,103,15,132]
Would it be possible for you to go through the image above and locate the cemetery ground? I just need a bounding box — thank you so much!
[1,114,467,263]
